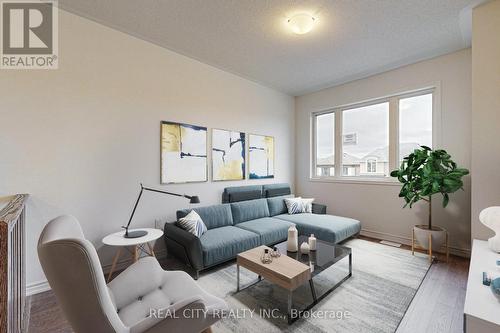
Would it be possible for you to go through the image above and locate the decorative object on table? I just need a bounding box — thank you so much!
[482,270,500,286]
[308,234,317,251]
[212,128,245,181]
[161,121,207,183]
[287,224,298,252]
[260,248,273,264]
[479,206,500,253]
[248,134,274,179]
[491,278,500,301]
[391,146,469,263]
[176,210,207,238]
[300,242,310,254]
[271,246,281,257]
[124,183,200,238]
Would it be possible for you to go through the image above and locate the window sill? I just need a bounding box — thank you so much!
[308,177,401,186]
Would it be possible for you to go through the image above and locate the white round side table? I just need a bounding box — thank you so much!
[102,228,163,282]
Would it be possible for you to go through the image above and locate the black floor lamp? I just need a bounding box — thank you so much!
[122,183,200,238]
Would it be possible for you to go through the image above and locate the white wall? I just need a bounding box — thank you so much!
[471,0,500,241]
[295,49,471,255]
[0,10,295,293]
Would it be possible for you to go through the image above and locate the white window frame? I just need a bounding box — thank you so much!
[366,158,377,173]
[310,85,439,185]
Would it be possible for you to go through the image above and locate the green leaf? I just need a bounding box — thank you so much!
[443,193,449,207]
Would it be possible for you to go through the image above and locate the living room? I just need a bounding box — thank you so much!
[1,1,499,332]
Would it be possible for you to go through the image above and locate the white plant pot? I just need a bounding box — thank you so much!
[413,225,446,250]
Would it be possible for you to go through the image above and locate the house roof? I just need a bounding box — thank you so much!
[317,152,361,166]
[318,142,422,165]
[362,142,421,162]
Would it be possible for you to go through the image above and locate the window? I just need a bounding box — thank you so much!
[342,102,389,177]
[366,159,377,173]
[399,93,433,162]
[312,89,433,181]
[314,112,334,177]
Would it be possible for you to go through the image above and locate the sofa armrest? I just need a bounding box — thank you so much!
[312,203,327,214]
[163,222,204,272]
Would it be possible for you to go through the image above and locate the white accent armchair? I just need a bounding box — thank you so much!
[38,215,227,333]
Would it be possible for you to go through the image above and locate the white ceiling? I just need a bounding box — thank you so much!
[59,0,480,96]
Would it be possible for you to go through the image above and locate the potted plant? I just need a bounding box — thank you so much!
[390,146,469,251]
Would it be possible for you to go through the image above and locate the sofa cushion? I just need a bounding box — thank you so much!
[230,198,270,224]
[199,226,260,267]
[229,190,262,203]
[267,195,293,216]
[177,204,233,230]
[222,185,263,203]
[275,213,361,244]
[236,217,294,246]
[263,183,291,197]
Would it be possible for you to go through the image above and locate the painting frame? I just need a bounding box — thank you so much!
[211,128,246,182]
[160,121,208,184]
[248,133,275,179]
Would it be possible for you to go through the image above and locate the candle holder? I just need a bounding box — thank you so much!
[260,248,273,264]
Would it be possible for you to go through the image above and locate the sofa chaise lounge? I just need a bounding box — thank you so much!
[164,184,361,279]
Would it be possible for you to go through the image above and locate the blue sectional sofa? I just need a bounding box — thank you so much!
[164,184,361,279]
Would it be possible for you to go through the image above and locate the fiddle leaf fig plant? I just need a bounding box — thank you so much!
[390,146,469,229]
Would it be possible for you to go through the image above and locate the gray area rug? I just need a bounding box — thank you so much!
[196,239,431,333]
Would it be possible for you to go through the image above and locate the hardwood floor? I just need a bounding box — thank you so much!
[27,240,469,333]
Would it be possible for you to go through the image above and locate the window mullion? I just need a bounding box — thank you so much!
[334,110,342,177]
[389,97,399,172]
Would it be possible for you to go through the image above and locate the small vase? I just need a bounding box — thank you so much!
[300,242,310,254]
[308,234,317,251]
[287,225,298,252]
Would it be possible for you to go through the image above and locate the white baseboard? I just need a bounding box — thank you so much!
[360,228,471,258]
[26,280,51,296]
[27,249,168,296]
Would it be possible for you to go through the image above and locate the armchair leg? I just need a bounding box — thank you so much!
[194,270,200,280]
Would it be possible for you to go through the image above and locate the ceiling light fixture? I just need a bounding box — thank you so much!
[287,13,316,35]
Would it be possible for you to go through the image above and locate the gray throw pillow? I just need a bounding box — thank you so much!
[176,210,207,237]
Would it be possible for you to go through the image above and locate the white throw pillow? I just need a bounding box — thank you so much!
[301,198,315,213]
[284,197,304,214]
[176,210,207,237]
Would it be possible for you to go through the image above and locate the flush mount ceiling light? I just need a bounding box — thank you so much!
[287,13,316,35]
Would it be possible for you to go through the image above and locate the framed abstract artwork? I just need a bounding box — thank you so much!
[211,129,246,181]
[248,134,274,179]
[161,121,207,183]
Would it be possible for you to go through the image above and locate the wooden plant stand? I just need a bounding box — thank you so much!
[412,228,449,263]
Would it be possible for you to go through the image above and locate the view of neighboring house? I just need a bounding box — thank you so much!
[317,142,421,177]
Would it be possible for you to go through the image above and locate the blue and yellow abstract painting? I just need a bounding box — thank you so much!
[212,129,245,181]
[161,121,207,183]
[249,134,274,179]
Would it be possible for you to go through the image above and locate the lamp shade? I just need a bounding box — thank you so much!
[189,196,200,204]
